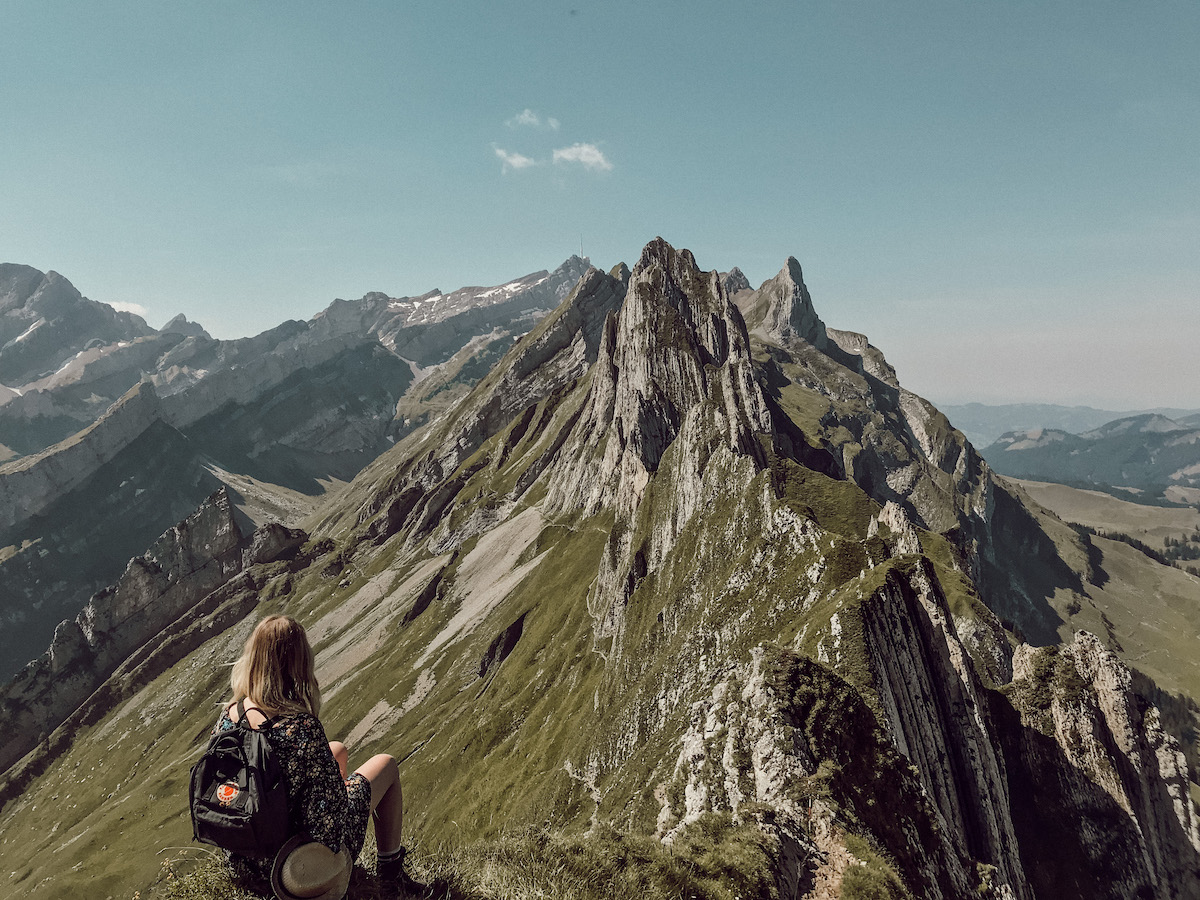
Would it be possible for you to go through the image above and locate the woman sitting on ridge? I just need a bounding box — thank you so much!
[212,614,425,898]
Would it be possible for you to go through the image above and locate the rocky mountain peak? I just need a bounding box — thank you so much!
[721,266,751,296]
[544,239,770,518]
[159,314,211,340]
[0,264,47,313]
[748,256,828,350]
[609,261,631,288]
[623,236,750,369]
[3,239,1200,900]
[0,265,155,387]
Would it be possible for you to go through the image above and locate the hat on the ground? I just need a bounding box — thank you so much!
[270,835,352,900]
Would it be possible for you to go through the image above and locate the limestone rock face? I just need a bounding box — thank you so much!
[545,237,771,518]
[0,257,594,677]
[159,314,210,339]
[750,257,828,350]
[242,522,308,568]
[868,500,922,555]
[1006,632,1200,896]
[3,239,1197,900]
[863,562,1029,898]
[0,381,163,533]
[0,265,155,388]
[721,267,751,297]
[735,264,989,540]
[78,489,243,655]
[536,239,776,652]
[0,384,236,680]
[0,256,591,466]
[343,263,627,548]
[0,488,286,773]
[734,258,1068,644]
[826,328,899,385]
[648,552,1030,899]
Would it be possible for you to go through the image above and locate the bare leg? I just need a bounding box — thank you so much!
[355,753,404,854]
[328,741,348,779]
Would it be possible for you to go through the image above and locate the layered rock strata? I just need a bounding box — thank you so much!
[0,381,162,533]
[0,489,305,773]
[341,263,628,547]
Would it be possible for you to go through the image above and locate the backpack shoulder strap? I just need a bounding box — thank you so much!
[236,699,274,731]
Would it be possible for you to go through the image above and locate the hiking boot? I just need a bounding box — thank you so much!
[377,847,431,898]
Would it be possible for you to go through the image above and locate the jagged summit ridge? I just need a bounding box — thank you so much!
[0,265,156,387]
[545,238,771,517]
[2,237,1198,900]
[333,261,628,546]
[160,313,210,339]
[753,256,829,350]
[720,266,751,296]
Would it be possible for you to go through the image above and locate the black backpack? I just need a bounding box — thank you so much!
[190,700,290,858]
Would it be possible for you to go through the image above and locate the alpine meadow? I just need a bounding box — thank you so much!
[1,239,1197,899]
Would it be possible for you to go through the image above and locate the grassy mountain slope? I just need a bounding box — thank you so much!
[1,241,1197,899]
[0,261,587,682]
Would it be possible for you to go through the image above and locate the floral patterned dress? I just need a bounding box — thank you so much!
[211,705,372,882]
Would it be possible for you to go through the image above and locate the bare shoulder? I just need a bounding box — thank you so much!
[226,699,273,729]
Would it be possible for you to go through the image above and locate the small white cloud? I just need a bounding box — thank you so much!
[107,301,149,317]
[509,109,539,128]
[552,143,612,172]
[494,146,538,172]
[507,109,560,131]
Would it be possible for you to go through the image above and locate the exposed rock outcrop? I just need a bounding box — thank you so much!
[1001,632,1200,897]
[748,257,828,350]
[2,239,1196,900]
[545,237,771,517]
[862,561,1029,898]
[0,381,163,533]
[342,263,627,546]
[159,314,210,339]
[0,258,595,678]
[0,265,155,387]
[735,257,1078,646]
[242,522,308,569]
[721,267,751,297]
[0,488,247,772]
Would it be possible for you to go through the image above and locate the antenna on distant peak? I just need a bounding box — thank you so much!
[580,234,584,260]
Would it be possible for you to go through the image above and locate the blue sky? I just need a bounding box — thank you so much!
[2,1,1197,409]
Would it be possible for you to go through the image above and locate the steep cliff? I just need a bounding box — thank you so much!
[0,381,163,533]
[0,258,591,466]
[0,239,1195,900]
[0,259,593,678]
[0,488,311,788]
[998,633,1200,897]
[0,383,226,679]
[735,259,1087,646]
[0,265,156,388]
[0,488,246,772]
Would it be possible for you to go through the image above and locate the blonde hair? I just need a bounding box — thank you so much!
[229,615,321,717]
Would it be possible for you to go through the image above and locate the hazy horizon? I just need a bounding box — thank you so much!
[3,2,1196,410]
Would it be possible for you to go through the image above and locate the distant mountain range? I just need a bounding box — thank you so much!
[1,240,1197,899]
[0,258,588,679]
[982,413,1200,506]
[937,401,1200,450]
